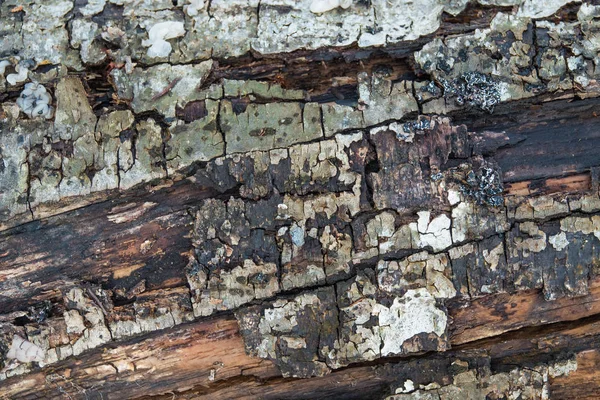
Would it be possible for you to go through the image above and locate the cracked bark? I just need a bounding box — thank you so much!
[2,0,600,399]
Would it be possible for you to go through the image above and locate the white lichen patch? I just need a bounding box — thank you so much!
[370,122,415,143]
[109,289,194,340]
[447,189,461,206]
[548,358,578,378]
[514,222,547,253]
[142,21,186,58]
[310,0,352,14]
[412,211,452,252]
[560,215,600,241]
[377,252,456,299]
[548,231,569,251]
[378,289,448,356]
[236,287,336,378]
[16,82,53,119]
[252,0,468,54]
[510,195,569,220]
[452,201,509,244]
[6,335,45,363]
[324,267,451,369]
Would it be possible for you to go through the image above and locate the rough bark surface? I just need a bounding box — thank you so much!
[1,0,600,399]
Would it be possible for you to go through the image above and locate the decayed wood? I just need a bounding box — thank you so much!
[0,180,221,314]
[3,1,600,398]
[3,91,600,398]
[550,350,600,400]
[2,274,600,399]
[1,95,599,315]
[450,276,600,345]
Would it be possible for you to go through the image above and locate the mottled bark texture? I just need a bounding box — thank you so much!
[2,0,600,399]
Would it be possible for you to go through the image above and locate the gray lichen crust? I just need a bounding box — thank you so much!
[1,1,600,226]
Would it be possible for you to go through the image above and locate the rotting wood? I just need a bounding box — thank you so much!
[2,0,600,398]
[1,281,599,399]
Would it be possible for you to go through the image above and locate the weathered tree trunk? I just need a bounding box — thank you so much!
[2,0,600,399]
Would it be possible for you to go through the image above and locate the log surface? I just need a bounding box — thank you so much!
[2,0,600,399]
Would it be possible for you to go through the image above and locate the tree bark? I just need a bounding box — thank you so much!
[1,0,600,399]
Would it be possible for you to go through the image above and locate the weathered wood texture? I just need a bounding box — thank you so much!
[2,278,600,399]
[2,0,600,399]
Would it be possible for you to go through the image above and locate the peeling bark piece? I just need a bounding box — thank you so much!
[223,79,305,101]
[449,236,509,297]
[506,218,600,300]
[221,101,323,153]
[377,251,456,299]
[283,133,363,195]
[367,117,459,212]
[111,61,214,118]
[358,74,418,127]
[62,287,112,356]
[70,19,106,65]
[321,103,366,137]
[109,287,194,339]
[60,110,135,198]
[187,259,279,317]
[451,200,509,244]
[189,197,280,316]
[0,119,31,226]
[278,225,327,291]
[54,77,97,142]
[197,151,276,199]
[119,118,166,190]
[508,195,570,221]
[378,289,448,354]
[236,287,337,378]
[166,100,224,173]
[413,211,452,252]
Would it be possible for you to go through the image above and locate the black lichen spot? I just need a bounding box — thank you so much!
[403,118,431,134]
[249,272,270,285]
[364,26,383,35]
[230,98,249,115]
[440,72,501,113]
[420,81,442,97]
[437,58,453,74]
[176,100,208,122]
[14,301,53,325]
[51,140,74,158]
[119,129,136,143]
[459,166,504,206]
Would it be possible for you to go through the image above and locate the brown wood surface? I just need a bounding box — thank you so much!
[2,275,600,399]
